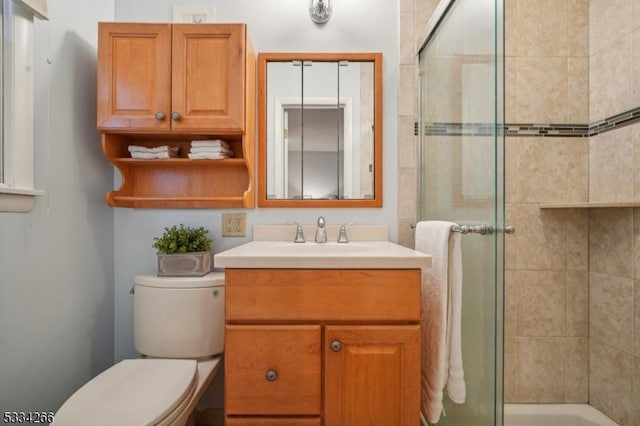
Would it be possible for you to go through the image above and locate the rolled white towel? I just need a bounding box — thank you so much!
[189,146,234,156]
[128,145,179,155]
[188,152,231,160]
[191,139,230,149]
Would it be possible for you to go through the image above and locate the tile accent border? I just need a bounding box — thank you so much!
[589,107,640,136]
[419,106,640,138]
[422,122,497,137]
[506,123,588,138]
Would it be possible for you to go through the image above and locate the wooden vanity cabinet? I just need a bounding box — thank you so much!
[96,22,255,208]
[224,269,421,426]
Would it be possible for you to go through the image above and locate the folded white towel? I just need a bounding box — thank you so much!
[189,146,234,156]
[187,152,230,160]
[191,139,230,149]
[130,152,175,159]
[415,220,465,424]
[128,145,179,155]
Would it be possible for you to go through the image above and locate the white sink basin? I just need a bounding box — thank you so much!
[266,242,378,254]
[214,240,431,269]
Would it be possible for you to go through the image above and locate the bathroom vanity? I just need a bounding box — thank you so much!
[215,226,431,426]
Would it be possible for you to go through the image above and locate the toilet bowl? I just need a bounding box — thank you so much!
[54,272,225,426]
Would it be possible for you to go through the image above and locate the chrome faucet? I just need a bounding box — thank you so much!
[315,216,327,243]
[286,221,306,243]
[337,222,356,243]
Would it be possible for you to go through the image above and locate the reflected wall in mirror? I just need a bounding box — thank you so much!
[258,52,382,207]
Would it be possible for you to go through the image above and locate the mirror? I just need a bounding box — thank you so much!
[258,52,382,207]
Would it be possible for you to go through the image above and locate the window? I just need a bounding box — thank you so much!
[0,0,47,212]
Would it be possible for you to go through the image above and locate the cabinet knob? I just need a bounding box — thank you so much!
[265,369,278,382]
[330,340,342,352]
[154,112,166,121]
[171,112,181,121]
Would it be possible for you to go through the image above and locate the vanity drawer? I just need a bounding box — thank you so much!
[225,268,421,322]
[225,418,321,426]
[225,325,321,415]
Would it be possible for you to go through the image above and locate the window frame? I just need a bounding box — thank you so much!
[0,0,48,212]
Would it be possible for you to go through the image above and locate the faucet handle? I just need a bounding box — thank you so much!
[285,221,306,243]
[337,222,357,243]
[315,216,327,243]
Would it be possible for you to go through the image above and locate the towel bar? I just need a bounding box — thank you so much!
[410,223,515,235]
[450,224,515,235]
[451,224,492,234]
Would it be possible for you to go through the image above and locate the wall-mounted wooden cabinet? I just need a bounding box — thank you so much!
[224,268,421,425]
[97,22,255,208]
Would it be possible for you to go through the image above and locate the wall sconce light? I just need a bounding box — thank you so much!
[309,0,332,24]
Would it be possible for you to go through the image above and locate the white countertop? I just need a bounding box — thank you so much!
[214,240,431,269]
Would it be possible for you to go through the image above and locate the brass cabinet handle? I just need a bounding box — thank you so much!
[154,112,166,121]
[265,369,278,381]
[171,112,181,121]
[330,340,342,352]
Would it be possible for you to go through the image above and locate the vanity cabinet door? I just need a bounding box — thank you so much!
[324,325,421,426]
[97,23,172,131]
[225,325,322,416]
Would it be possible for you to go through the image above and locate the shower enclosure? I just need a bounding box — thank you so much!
[417,0,505,425]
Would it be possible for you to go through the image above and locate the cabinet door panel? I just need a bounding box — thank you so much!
[97,23,171,131]
[226,325,321,415]
[172,24,245,132]
[324,325,420,426]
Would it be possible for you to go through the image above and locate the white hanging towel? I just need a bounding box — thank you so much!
[415,220,466,424]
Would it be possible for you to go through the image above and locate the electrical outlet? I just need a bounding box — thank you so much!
[222,213,247,237]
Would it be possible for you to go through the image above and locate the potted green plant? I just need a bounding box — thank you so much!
[153,224,212,276]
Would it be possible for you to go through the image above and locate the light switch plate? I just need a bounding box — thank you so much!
[222,213,247,237]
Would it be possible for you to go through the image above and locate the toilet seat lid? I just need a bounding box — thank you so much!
[54,359,197,426]
[134,272,225,289]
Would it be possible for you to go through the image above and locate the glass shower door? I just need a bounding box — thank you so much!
[418,0,504,425]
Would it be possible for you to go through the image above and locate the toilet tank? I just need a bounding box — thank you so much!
[133,272,225,358]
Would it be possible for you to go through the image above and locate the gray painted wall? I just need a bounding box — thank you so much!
[0,0,115,414]
[113,0,399,361]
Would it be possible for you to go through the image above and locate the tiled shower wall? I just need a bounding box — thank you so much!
[402,0,640,422]
[503,0,591,404]
[587,1,640,424]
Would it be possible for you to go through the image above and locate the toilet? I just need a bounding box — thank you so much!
[54,272,225,426]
